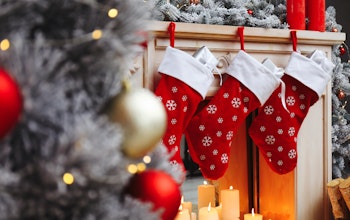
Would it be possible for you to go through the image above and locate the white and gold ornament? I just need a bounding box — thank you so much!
[108,81,167,158]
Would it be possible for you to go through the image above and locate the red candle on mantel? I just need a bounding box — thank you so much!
[306,0,325,31]
[287,0,305,30]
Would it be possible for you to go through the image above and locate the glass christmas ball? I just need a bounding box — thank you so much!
[107,83,167,158]
[338,90,346,100]
[124,169,181,220]
[0,68,22,139]
[339,45,346,55]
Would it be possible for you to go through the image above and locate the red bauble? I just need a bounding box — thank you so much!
[0,68,22,139]
[190,0,200,4]
[124,169,181,220]
[339,46,346,55]
[247,9,253,15]
[338,90,346,100]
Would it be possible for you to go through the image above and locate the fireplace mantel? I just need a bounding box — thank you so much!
[131,21,346,220]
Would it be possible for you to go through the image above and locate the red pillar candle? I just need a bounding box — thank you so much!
[307,0,325,31]
[287,0,306,30]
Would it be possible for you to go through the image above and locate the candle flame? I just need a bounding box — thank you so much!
[207,202,211,212]
[229,185,233,190]
[179,204,183,211]
[181,196,184,203]
[203,180,208,185]
[251,208,255,216]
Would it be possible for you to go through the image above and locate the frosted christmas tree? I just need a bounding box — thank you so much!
[331,43,350,178]
[0,0,182,219]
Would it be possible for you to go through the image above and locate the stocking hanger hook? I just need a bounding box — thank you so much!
[238,26,245,51]
[168,22,176,48]
[290,30,298,52]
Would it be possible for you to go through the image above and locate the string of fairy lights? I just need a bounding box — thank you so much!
[62,155,152,185]
[0,6,119,52]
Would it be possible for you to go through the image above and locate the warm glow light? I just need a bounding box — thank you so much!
[143,155,151,164]
[92,29,103,40]
[207,202,211,212]
[229,185,233,190]
[63,172,74,185]
[108,8,118,18]
[137,162,146,172]
[203,180,208,185]
[0,39,10,51]
[127,164,138,174]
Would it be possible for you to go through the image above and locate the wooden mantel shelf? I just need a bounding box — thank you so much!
[132,21,346,220]
[147,20,345,45]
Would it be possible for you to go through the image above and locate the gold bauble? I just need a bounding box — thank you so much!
[108,83,167,158]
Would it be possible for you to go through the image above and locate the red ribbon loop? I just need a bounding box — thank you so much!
[238,26,245,51]
[168,22,176,48]
[291,30,297,52]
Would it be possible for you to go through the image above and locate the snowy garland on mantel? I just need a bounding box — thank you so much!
[150,0,342,32]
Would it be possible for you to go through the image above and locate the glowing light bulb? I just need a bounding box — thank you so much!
[137,162,146,172]
[108,8,118,18]
[143,155,151,164]
[127,164,138,174]
[63,172,74,185]
[0,39,10,51]
[92,29,103,40]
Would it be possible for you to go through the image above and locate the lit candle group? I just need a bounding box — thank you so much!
[175,196,197,220]
[194,182,263,220]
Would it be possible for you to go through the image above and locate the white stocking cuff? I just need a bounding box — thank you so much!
[285,51,334,97]
[225,50,280,105]
[158,46,214,99]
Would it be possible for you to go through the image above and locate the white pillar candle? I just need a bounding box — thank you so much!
[199,203,219,220]
[198,181,215,210]
[243,208,263,220]
[175,205,191,220]
[215,203,222,219]
[191,212,197,220]
[181,196,193,216]
[221,186,240,219]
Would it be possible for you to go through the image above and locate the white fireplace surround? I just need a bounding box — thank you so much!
[130,21,345,220]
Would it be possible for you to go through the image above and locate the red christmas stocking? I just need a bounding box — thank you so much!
[185,50,280,180]
[248,50,334,174]
[155,46,217,175]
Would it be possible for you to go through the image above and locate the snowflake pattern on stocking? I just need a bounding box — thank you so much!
[249,72,325,174]
[155,74,208,178]
[258,85,302,170]
[186,80,262,179]
[166,100,176,111]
